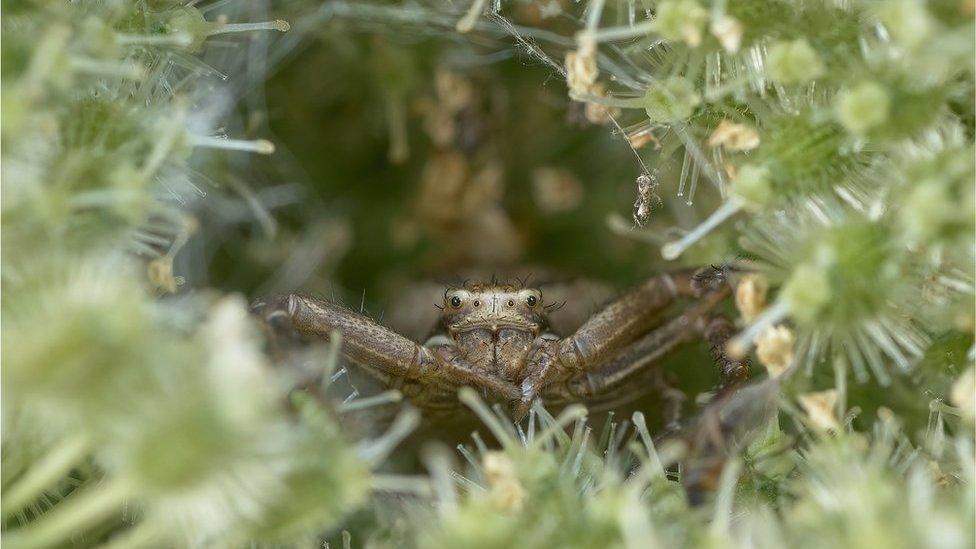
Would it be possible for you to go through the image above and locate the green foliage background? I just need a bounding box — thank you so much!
[1,0,974,547]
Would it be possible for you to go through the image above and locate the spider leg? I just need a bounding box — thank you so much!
[541,299,748,415]
[516,266,732,418]
[678,380,779,504]
[701,314,750,396]
[430,344,522,400]
[251,294,520,401]
[655,370,687,432]
[543,291,731,408]
[556,266,727,373]
[554,309,699,402]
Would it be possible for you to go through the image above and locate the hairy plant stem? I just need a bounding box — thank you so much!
[100,518,165,549]
[3,477,131,549]
[1,434,92,520]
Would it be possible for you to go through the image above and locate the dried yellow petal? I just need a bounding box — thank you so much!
[482,452,526,513]
[756,325,795,377]
[735,273,769,323]
[707,119,760,151]
[565,35,598,96]
[950,366,975,422]
[798,389,840,432]
[710,16,743,53]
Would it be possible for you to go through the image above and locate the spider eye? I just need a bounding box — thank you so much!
[450,296,462,308]
[507,300,515,307]
[473,300,481,307]
[526,295,538,306]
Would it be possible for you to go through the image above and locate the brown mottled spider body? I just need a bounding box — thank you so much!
[253,266,749,422]
[437,283,547,381]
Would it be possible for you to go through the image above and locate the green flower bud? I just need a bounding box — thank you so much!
[836,81,891,135]
[642,77,700,123]
[730,164,772,209]
[79,16,120,59]
[108,163,153,224]
[241,396,370,544]
[161,7,210,51]
[894,144,974,247]
[654,0,709,47]
[125,399,244,492]
[902,179,953,241]
[1,259,153,420]
[746,419,796,479]
[876,0,933,50]
[782,263,830,323]
[767,39,825,84]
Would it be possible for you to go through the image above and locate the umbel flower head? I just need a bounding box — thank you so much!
[773,415,975,549]
[412,390,699,549]
[0,1,376,547]
[1,255,157,427]
[2,0,974,546]
[737,198,928,385]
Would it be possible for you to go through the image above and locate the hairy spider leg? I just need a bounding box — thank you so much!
[514,266,733,418]
[543,290,748,414]
[251,294,521,401]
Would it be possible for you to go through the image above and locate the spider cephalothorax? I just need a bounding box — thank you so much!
[437,283,548,381]
[253,266,748,420]
[440,283,546,333]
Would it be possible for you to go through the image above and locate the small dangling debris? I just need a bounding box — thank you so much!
[583,82,620,125]
[565,34,599,96]
[632,173,659,228]
[628,127,661,150]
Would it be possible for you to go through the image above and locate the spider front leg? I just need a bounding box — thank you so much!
[701,314,749,396]
[558,304,750,402]
[252,294,521,401]
[514,266,731,419]
[544,293,746,411]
